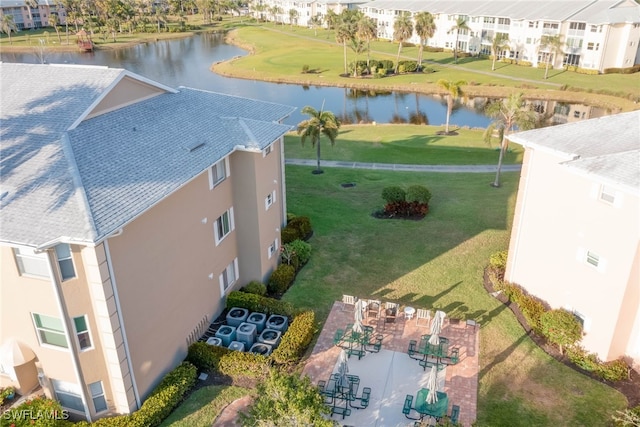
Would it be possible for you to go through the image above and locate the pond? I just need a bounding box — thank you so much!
[0,32,607,127]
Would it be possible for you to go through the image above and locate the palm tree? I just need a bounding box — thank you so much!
[1,15,18,44]
[309,15,322,36]
[539,34,564,79]
[491,33,509,71]
[335,10,359,76]
[393,12,413,74]
[414,11,435,70]
[349,37,365,77]
[449,16,470,63]
[437,79,466,134]
[297,105,341,174]
[484,93,538,187]
[356,15,377,74]
[288,9,298,28]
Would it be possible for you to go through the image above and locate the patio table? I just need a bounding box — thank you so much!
[418,335,450,361]
[414,388,449,420]
[338,327,375,359]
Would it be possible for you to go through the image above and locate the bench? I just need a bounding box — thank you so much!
[366,334,383,353]
[408,339,422,360]
[351,386,371,409]
[450,404,460,424]
[333,329,344,345]
[402,394,420,420]
[331,406,351,419]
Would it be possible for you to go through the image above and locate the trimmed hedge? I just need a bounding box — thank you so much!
[218,351,271,379]
[2,396,71,427]
[225,290,295,317]
[271,311,316,365]
[281,226,301,244]
[603,64,640,74]
[406,185,432,204]
[287,216,312,240]
[397,60,418,73]
[242,280,267,296]
[186,341,231,372]
[268,264,296,295]
[382,186,406,203]
[284,239,312,266]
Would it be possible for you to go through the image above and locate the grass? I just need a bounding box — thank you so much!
[159,385,250,427]
[285,124,524,165]
[281,164,627,426]
[213,25,640,112]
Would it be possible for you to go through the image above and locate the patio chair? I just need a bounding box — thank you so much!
[416,309,431,327]
[366,334,383,353]
[333,329,344,345]
[342,295,355,311]
[466,318,478,331]
[331,406,351,419]
[383,302,399,329]
[408,339,421,360]
[367,300,381,319]
[450,405,460,424]
[402,394,420,420]
[352,387,371,409]
[317,380,326,392]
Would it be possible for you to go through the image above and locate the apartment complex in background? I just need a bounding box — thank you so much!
[0,63,294,421]
[0,0,66,30]
[506,110,640,368]
[254,0,640,72]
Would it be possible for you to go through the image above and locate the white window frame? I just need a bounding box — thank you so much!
[74,315,93,351]
[219,258,239,295]
[32,313,68,349]
[89,381,108,413]
[599,185,616,205]
[263,144,273,157]
[13,246,49,279]
[265,190,276,210]
[52,379,84,413]
[214,208,235,245]
[586,251,599,267]
[55,243,76,281]
[268,238,279,259]
[208,158,229,189]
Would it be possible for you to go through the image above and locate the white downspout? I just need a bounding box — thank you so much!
[45,249,92,422]
[103,240,142,409]
[279,135,288,226]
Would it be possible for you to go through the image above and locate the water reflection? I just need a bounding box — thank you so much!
[0,32,611,127]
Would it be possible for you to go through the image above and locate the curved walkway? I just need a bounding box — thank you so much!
[286,158,522,173]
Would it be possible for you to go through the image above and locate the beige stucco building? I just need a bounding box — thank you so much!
[506,110,640,368]
[0,63,294,421]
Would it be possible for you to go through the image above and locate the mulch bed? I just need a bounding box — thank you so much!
[371,211,426,221]
[483,268,640,407]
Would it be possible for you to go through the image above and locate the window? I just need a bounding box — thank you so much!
[599,185,616,204]
[586,251,599,267]
[268,239,279,259]
[569,22,586,31]
[33,313,68,348]
[14,247,49,278]
[214,208,234,245]
[265,190,276,210]
[263,145,273,157]
[52,379,84,412]
[74,316,92,350]
[219,258,238,295]
[498,18,510,26]
[90,381,107,412]
[587,42,600,51]
[208,158,228,189]
[55,243,75,280]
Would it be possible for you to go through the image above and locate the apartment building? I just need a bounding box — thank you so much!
[0,0,66,29]
[0,63,294,421]
[506,110,640,367]
[254,0,640,72]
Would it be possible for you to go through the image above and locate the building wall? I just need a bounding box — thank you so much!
[506,148,640,362]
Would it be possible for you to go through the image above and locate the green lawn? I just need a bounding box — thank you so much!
[159,385,250,427]
[280,164,626,426]
[285,124,524,165]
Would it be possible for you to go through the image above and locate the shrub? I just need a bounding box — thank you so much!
[226,291,295,317]
[377,67,387,78]
[397,61,418,72]
[422,66,435,73]
[218,351,270,379]
[612,405,640,427]
[268,264,296,295]
[242,280,267,296]
[285,239,312,265]
[271,311,316,364]
[596,358,629,382]
[384,201,428,217]
[489,250,508,270]
[566,345,600,372]
[406,185,432,204]
[3,396,69,427]
[186,341,231,372]
[301,64,310,73]
[540,309,583,354]
[281,226,301,244]
[287,216,313,239]
[286,212,297,222]
[382,186,406,204]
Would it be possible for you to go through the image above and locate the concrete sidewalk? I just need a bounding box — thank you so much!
[285,158,522,173]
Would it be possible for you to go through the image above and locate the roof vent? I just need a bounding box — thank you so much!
[184,142,205,152]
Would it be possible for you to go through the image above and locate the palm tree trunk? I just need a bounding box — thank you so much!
[492,137,507,187]
[395,42,402,73]
[454,32,459,63]
[545,57,550,79]
[445,96,452,133]
[316,140,321,172]
[366,40,371,74]
[492,56,496,71]
[343,41,347,75]
[417,42,424,70]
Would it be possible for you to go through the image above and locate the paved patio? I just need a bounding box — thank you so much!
[302,301,479,426]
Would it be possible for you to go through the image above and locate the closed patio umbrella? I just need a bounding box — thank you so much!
[337,349,350,388]
[353,299,366,333]
[428,310,446,345]
[426,366,439,404]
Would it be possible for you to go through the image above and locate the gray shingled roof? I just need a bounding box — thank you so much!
[508,110,640,192]
[360,0,640,23]
[0,63,295,248]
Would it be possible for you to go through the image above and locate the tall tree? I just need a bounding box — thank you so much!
[414,11,435,70]
[335,10,359,76]
[297,104,341,174]
[437,79,466,134]
[1,15,18,44]
[449,16,470,63]
[539,34,564,79]
[288,8,298,27]
[49,13,62,43]
[483,92,537,187]
[324,9,339,30]
[393,11,413,74]
[356,14,377,74]
[490,33,509,71]
[309,14,322,36]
